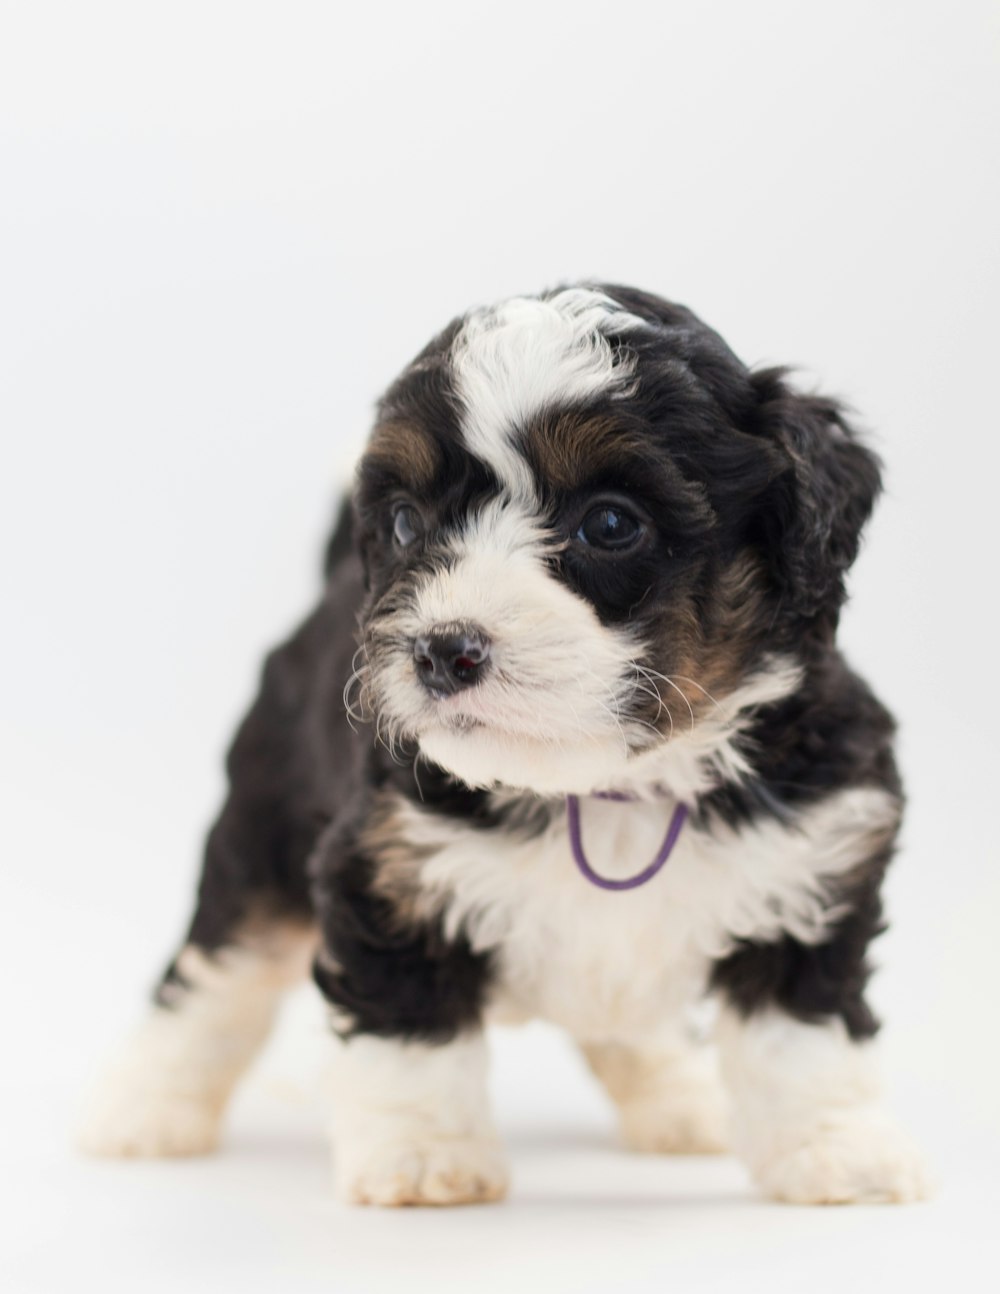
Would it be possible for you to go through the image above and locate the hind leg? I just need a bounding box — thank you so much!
[78,913,317,1158]
[581,1031,729,1154]
[79,616,332,1157]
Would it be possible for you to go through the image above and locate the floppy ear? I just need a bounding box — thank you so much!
[322,494,378,598]
[322,496,356,576]
[751,369,883,629]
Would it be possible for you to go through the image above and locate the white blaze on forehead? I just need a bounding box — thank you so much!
[450,287,647,496]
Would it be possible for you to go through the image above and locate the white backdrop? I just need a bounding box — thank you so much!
[2,3,998,1291]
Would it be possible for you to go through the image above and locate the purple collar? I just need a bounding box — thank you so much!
[566,792,689,891]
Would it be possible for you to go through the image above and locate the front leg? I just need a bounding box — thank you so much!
[313,822,508,1207]
[716,1002,928,1204]
[709,797,930,1207]
[329,1031,508,1206]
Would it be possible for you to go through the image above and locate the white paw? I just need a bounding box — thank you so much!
[337,1136,509,1207]
[77,1082,222,1158]
[620,1087,729,1155]
[753,1113,930,1205]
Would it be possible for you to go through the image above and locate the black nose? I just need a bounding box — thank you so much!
[413,627,491,696]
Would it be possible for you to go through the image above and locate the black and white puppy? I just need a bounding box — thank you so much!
[81,284,927,1207]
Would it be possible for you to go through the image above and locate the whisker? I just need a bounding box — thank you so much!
[630,664,665,722]
[632,663,695,734]
[342,644,373,731]
[570,664,632,754]
[667,673,728,717]
[630,663,674,739]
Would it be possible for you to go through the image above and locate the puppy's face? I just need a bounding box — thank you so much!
[352,286,881,796]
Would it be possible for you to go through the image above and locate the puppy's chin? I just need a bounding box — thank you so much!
[417,723,634,796]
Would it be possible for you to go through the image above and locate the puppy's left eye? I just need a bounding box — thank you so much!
[392,504,423,548]
[577,505,643,550]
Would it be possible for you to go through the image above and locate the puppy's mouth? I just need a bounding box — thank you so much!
[420,685,502,734]
[409,680,653,797]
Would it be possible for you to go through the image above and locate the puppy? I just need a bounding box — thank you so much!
[80,284,927,1206]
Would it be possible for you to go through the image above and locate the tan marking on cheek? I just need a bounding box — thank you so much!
[698,557,774,689]
[366,419,440,489]
[640,556,775,731]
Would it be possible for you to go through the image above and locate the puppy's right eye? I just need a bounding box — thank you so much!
[392,504,423,548]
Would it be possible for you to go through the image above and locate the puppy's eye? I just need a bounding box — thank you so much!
[392,504,423,548]
[577,505,643,550]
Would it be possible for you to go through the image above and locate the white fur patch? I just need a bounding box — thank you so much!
[716,1007,929,1203]
[380,784,899,1042]
[329,1031,508,1206]
[450,287,646,497]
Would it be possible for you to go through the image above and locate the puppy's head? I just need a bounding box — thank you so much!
[351,285,881,796]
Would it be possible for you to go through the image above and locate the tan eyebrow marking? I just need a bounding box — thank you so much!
[365,419,441,487]
[525,412,650,490]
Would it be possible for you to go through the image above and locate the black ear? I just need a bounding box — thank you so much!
[323,496,358,578]
[752,369,883,629]
[323,493,376,598]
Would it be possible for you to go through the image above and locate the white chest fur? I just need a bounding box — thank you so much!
[391,786,897,1043]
